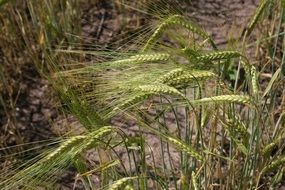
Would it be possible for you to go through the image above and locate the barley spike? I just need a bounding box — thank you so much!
[163,71,216,86]
[135,84,186,98]
[196,51,242,62]
[108,177,138,190]
[44,136,85,162]
[261,156,285,175]
[192,95,254,107]
[245,0,271,36]
[142,14,214,52]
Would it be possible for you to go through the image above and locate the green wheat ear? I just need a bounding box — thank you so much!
[191,95,254,107]
[220,117,250,155]
[107,177,138,190]
[0,126,115,189]
[262,137,283,157]
[135,84,186,98]
[195,51,242,62]
[251,66,259,96]
[142,14,216,52]
[261,156,285,175]
[165,135,203,161]
[245,0,272,37]
[109,53,171,66]
[163,70,216,86]
[113,84,186,113]
[155,68,185,84]
[43,136,86,163]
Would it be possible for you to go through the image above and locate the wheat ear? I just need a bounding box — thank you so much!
[107,177,138,190]
[135,84,186,98]
[162,70,216,86]
[191,95,254,107]
[262,137,282,157]
[251,66,259,96]
[114,84,186,111]
[142,14,214,52]
[245,0,271,36]
[111,53,170,65]
[82,126,114,150]
[43,136,85,162]
[196,51,242,62]
[156,68,185,84]
[261,156,285,175]
[162,135,203,161]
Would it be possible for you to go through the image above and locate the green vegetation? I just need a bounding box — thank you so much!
[0,0,285,189]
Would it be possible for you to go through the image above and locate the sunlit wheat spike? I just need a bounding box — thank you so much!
[82,126,114,149]
[220,118,249,154]
[107,177,138,190]
[135,84,186,98]
[240,60,251,79]
[251,66,259,96]
[191,172,199,190]
[192,95,254,107]
[262,137,282,157]
[164,70,216,86]
[156,68,185,83]
[112,53,170,65]
[227,117,249,140]
[261,156,285,175]
[196,51,242,62]
[124,185,134,190]
[245,0,271,36]
[142,14,214,52]
[44,136,85,162]
[80,160,120,177]
[114,92,153,112]
[163,135,203,161]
